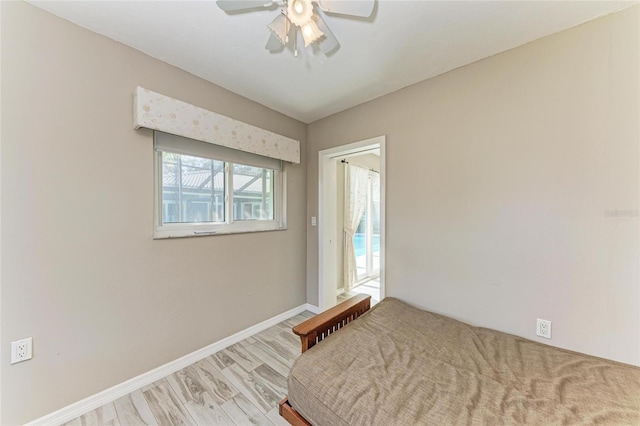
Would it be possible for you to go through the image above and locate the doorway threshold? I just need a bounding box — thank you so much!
[337,279,380,306]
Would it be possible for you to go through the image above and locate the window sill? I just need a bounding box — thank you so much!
[154,223,287,239]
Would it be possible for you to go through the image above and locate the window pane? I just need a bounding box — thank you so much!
[233,164,273,221]
[161,152,224,224]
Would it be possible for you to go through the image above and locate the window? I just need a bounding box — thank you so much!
[154,132,286,238]
[232,164,273,221]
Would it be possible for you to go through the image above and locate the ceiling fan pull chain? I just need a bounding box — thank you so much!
[294,26,298,57]
[284,2,289,44]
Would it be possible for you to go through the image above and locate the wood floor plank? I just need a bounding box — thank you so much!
[246,340,292,377]
[253,330,299,363]
[270,323,300,345]
[113,390,158,426]
[223,343,263,371]
[143,379,195,425]
[167,365,210,404]
[238,335,258,346]
[282,312,314,328]
[184,392,235,425]
[193,358,239,405]
[141,379,168,392]
[102,403,121,426]
[272,323,303,347]
[250,364,287,397]
[105,418,121,426]
[83,412,101,426]
[281,319,300,329]
[221,394,272,426]
[265,407,290,426]
[221,363,279,414]
[272,329,303,357]
[210,349,235,370]
[63,403,120,426]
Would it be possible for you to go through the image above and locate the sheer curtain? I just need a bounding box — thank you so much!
[344,164,369,291]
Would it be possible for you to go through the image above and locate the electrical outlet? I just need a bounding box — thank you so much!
[536,319,552,339]
[11,338,33,364]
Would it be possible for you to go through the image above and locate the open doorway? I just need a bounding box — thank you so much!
[336,152,381,305]
[318,136,385,311]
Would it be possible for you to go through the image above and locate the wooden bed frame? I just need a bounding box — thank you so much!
[279,294,372,426]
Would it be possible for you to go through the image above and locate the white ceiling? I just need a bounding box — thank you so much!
[29,0,636,123]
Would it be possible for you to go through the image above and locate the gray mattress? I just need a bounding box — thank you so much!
[287,297,640,425]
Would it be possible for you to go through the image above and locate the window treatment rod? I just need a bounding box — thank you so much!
[341,159,379,174]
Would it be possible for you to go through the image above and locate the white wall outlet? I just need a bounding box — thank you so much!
[11,337,33,364]
[311,216,317,226]
[536,319,552,339]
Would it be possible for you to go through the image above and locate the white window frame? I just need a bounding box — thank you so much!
[153,132,287,239]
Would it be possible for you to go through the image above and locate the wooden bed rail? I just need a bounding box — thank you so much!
[293,294,371,353]
[279,398,311,426]
[281,295,372,425]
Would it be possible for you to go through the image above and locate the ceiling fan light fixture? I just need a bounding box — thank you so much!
[301,19,324,46]
[267,12,291,45]
[217,0,370,56]
[287,0,313,27]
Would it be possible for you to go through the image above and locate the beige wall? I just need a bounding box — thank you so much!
[0,2,307,424]
[308,7,640,365]
[336,154,381,290]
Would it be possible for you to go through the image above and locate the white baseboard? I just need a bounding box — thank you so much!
[304,303,321,314]
[27,303,315,426]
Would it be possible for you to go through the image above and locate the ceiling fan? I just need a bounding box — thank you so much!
[216,0,375,56]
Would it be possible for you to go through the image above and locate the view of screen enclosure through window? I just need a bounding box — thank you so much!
[161,152,274,223]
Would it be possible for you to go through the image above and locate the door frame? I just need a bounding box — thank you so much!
[318,135,386,311]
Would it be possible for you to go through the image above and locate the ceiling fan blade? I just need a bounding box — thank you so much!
[315,15,339,54]
[316,0,374,18]
[216,0,274,12]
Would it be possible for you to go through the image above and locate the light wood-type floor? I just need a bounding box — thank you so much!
[62,311,314,426]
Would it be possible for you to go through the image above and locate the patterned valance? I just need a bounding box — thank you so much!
[133,87,300,164]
